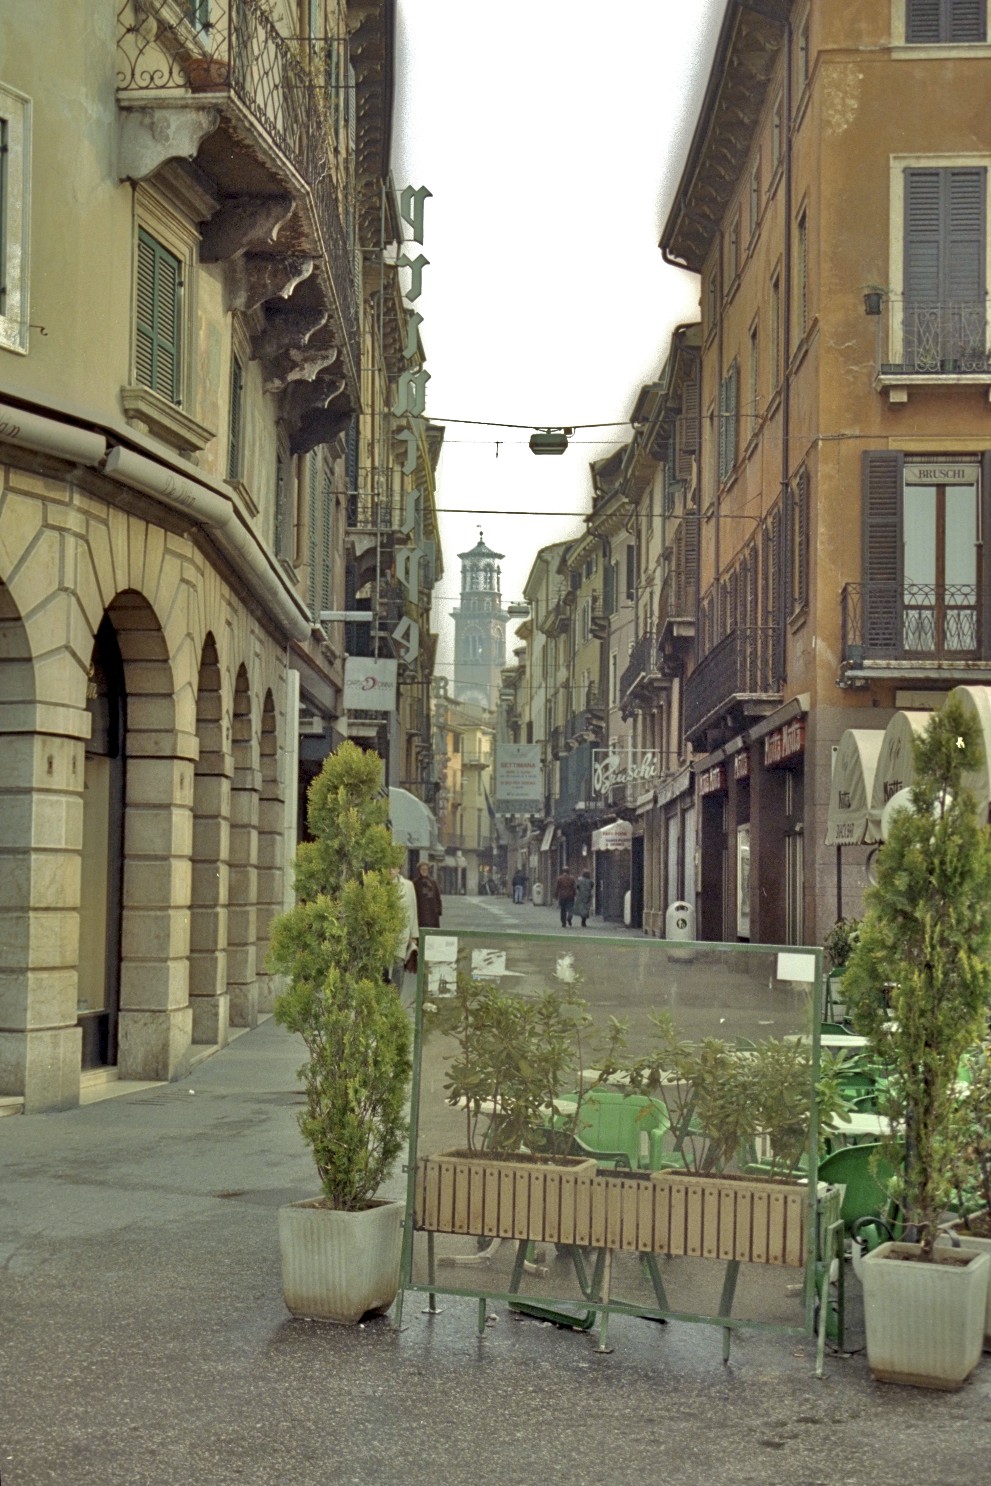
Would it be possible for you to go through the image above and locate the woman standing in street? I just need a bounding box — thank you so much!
[574,869,594,928]
[412,860,443,929]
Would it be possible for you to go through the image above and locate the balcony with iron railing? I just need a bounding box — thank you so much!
[840,581,991,683]
[116,0,360,400]
[873,296,991,396]
[619,627,661,705]
[683,626,781,746]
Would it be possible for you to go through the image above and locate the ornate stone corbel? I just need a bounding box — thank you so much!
[250,304,329,361]
[227,254,315,312]
[199,195,295,263]
[118,103,219,183]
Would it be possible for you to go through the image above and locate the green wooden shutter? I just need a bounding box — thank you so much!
[227,356,243,480]
[274,447,293,561]
[320,456,333,611]
[307,451,319,614]
[0,119,8,316]
[862,452,903,654]
[135,229,181,403]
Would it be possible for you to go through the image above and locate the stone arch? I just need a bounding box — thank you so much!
[189,633,231,1046]
[226,664,260,1026]
[105,590,194,1085]
[255,689,285,1012]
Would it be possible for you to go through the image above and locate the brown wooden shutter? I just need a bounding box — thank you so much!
[862,451,903,654]
[797,466,809,609]
[907,0,986,42]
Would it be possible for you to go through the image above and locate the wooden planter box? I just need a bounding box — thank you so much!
[414,1155,813,1266]
[414,1151,597,1245]
[648,1171,809,1267]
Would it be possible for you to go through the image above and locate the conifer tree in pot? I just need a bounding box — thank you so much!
[844,698,991,1387]
[267,741,411,1323]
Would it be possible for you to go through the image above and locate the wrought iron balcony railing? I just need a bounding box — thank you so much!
[619,628,659,702]
[116,0,359,383]
[841,582,981,667]
[683,626,780,741]
[346,491,397,531]
[875,296,991,378]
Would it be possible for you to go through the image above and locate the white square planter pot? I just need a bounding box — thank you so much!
[938,1228,991,1350]
[861,1241,990,1390]
[278,1198,403,1324]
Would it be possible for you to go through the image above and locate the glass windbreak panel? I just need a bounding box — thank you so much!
[403,932,824,1335]
[944,482,978,650]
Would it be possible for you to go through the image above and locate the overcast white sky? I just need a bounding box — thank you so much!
[391,1,725,683]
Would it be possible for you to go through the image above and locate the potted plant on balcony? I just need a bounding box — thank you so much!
[267,740,412,1324]
[844,697,991,1388]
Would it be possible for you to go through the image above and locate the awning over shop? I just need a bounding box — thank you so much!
[825,729,885,846]
[592,818,633,852]
[867,711,930,837]
[948,684,991,810]
[388,788,439,851]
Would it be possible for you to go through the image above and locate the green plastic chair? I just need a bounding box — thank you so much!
[817,1142,898,1234]
[551,1089,670,1170]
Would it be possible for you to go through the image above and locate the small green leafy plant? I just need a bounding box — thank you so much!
[628,1013,844,1181]
[267,741,412,1212]
[823,917,861,972]
[442,954,626,1156]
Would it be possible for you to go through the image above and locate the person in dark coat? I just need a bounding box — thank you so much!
[412,861,443,928]
[554,867,577,928]
[574,869,594,927]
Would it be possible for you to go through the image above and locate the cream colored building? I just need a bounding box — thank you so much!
[0,0,410,1111]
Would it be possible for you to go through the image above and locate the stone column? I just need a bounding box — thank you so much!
[117,747,195,1082]
[0,723,85,1112]
[227,758,259,1027]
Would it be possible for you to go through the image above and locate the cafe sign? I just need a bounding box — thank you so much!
[764,719,805,768]
[592,744,660,796]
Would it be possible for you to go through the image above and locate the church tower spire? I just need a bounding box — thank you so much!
[450,532,509,709]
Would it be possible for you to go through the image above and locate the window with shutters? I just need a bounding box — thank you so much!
[126,188,212,451]
[749,156,761,241]
[901,166,987,371]
[135,229,181,402]
[796,207,809,339]
[788,468,810,616]
[748,319,760,424]
[770,269,782,390]
[227,353,244,481]
[718,362,739,483]
[625,543,636,601]
[727,211,740,285]
[771,94,783,172]
[905,0,987,43]
[861,451,988,659]
[0,85,31,355]
[274,441,296,564]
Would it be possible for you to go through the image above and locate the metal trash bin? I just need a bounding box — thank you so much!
[531,882,545,906]
[665,900,696,961]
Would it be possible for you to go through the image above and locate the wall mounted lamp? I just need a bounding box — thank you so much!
[863,290,884,316]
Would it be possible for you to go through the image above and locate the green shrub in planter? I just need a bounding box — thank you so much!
[844,698,991,1257]
[267,741,411,1212]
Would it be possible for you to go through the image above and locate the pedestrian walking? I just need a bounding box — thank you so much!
[554,866,577,928]
[412,860,443,928]
[388,865,419,1001]
[512,867,528,903]
[574,868,594,927]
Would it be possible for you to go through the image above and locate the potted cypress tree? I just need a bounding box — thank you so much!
[844,697,991,1388]
[267,741,412,1323]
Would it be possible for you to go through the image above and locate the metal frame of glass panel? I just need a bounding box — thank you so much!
[398,930,842,1370]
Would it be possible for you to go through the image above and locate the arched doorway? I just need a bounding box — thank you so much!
[78,616,126,1068]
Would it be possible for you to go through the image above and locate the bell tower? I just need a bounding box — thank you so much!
[451,533,509,709]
